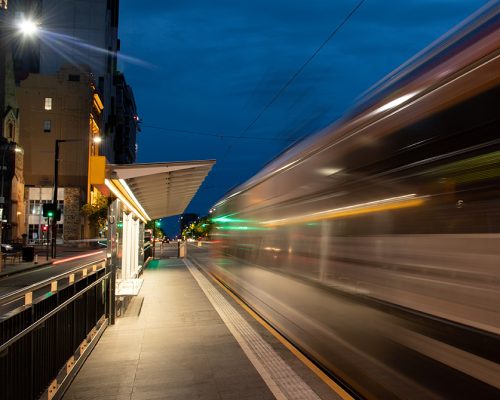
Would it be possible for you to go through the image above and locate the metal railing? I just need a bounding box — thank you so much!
[0,257,113,400]
[144,242,152,262]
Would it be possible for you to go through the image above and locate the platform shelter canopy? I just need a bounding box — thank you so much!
[107,160,215,220]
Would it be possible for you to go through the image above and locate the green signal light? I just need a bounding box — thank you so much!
[117,222,123,228]
[47,211,54,217]
[155,221,161,227]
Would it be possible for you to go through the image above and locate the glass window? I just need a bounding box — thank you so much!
[44,97,52,110]
[43,120,51,132]
[57,224,63,239]
[28,224,40,240]
[8,122,14,139]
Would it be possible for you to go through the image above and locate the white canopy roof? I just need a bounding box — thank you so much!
[108,160,215,220]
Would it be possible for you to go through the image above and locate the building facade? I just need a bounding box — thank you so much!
[0,5,25,242]
[17,65,103,240]
[114,72,139,164]
[10,0,122,163]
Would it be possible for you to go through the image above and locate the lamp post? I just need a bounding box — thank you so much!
[0,142,22,243]
[51,139,80,258]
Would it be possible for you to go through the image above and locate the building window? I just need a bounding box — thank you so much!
[28,224,40,241]
[68,74,80,82]
[7,122,14,139]
[29,199,63,216]
[44,97,52,110]
[43,120,51,132]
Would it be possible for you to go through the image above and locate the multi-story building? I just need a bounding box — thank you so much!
[0,4,25,242]
[114,72,139,164]
[17,65,104,241]
[8,0,139,241]
[10,0,122,163]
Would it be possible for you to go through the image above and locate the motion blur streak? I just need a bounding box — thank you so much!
[208,3,500,399]
[262,194,424,227]
[52,251,104,265]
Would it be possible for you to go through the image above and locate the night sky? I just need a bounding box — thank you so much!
[118,0,487,235]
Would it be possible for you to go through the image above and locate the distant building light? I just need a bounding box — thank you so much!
[44,97,52,111]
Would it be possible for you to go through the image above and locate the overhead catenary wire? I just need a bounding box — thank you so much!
[238,0,367,139]
[141,124,295,142]
[220,0,367,161]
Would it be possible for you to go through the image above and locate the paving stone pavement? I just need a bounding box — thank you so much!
[63,257,276,400]
[63,256,340,400]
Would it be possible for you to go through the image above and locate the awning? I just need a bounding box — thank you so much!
[105,160,215,220]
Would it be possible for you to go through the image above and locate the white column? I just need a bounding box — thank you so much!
[126,213,133,279]
[132,218,139,277]
[122,212,130,280]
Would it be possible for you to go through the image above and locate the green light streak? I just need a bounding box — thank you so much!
[215,226,270,231]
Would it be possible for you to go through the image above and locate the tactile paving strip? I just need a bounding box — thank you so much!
[185,259,321,400]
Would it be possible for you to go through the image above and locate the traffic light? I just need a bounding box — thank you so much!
[42,203,61,221]
[42,203,54,218]
[42,225,48,232]
[155,220,161,227]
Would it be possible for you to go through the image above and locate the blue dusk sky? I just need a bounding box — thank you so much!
[118,0,488,234]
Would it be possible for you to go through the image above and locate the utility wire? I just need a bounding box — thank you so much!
[141,124,294,142]
[237,0,367,139]
[221,0,367,162]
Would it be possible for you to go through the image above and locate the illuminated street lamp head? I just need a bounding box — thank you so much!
[18,18,39,37]
[93,136,102,144]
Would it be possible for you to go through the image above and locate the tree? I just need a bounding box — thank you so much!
[145,220,165,238]
[81,191,108,237]
[182,216,212,239]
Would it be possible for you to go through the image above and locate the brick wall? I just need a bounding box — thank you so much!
[63,187,81,240]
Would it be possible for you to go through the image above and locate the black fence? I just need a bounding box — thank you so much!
[144,242,152,262]
[0,258,112,400]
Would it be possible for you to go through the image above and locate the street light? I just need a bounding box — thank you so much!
[16,17,39,37]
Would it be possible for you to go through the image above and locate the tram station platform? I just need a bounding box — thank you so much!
[62,245,344,400]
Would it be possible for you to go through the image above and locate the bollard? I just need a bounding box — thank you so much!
[34,254,38,264]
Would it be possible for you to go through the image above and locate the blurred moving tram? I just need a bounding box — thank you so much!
[208,3,500,399]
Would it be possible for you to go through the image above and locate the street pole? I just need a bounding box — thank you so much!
[152,219,156,259]
[51,140,61,258]
[50,139,80,258]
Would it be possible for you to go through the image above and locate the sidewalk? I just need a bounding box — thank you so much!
[63,256,341,400]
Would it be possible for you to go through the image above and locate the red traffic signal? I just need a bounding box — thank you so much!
[42,225,48,232]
